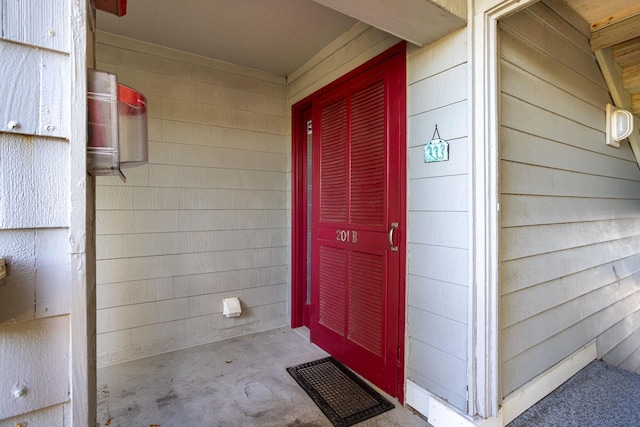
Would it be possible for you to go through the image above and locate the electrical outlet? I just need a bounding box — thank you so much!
[0,257,6,279]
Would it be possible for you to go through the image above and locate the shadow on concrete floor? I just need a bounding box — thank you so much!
[97,327,430,427]
[508,360,640,427]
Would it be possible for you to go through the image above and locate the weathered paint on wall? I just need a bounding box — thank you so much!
[0,0,70,53]
[499,1,640,397]
[0,228,71,322]
[0,0,91,424]
[0,403,70,427]
[0,41,70,139]
[406,28,469,411]
[0,317,70,419]
[94,32,290,365]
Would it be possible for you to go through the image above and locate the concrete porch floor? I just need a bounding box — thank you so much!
[97,327,431,426]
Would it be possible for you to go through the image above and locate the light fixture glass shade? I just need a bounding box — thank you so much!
[606,103,634,148]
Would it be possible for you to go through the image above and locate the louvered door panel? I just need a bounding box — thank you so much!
[350,80,386,226]
[318,246,346,335]
[348,251,384,356]
[319,99,347,223]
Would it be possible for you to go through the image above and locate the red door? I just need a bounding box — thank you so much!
[309,45,405,400]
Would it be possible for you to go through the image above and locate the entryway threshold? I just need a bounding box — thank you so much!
[294,325,311,342]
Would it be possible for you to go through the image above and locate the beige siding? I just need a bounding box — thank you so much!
[288,22,401,105]
[406,28,469,411]
[499,2,640,397]
[94,32,290,365]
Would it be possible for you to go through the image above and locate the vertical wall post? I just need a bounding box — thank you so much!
[70,0,95,424]
[467,0,537,418]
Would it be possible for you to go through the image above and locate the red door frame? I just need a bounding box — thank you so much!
[292,104,312,328]
[291,42,407,401]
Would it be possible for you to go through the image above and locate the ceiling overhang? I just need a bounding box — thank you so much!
[96,0,360,77]
[312,0,467,47]
[96,0,467,77]
[585,3,640,164]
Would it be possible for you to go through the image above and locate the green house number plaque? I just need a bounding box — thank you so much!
[424,138,449,163]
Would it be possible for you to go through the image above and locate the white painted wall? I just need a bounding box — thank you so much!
[0,0,91,425]
[406,28,469,411]
[499,1,640,397]
[95,32,290,365]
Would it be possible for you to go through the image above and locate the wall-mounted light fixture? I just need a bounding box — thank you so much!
[606,103,634,148]
[87,69,148,181]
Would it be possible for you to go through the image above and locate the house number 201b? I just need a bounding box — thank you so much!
[336,229,358,243]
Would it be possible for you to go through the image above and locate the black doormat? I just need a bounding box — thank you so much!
[287,357,394,427]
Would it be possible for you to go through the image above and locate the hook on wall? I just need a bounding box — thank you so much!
[431,124,441,141]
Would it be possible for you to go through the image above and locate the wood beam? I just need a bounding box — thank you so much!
[590,4,640,32]
[633,94,640,115]
[612,37,640,67]
[591,14,640,51]
[623,62,640,93]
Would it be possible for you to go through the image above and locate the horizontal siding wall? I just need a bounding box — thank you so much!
[95,32,290,366]
[406,28,469,411]
[499,2,640,397]
[288,22,401,106]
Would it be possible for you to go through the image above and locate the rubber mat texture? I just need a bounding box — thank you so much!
[287,357,394,427]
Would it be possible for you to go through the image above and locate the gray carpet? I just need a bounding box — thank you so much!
[508,360,640,427]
